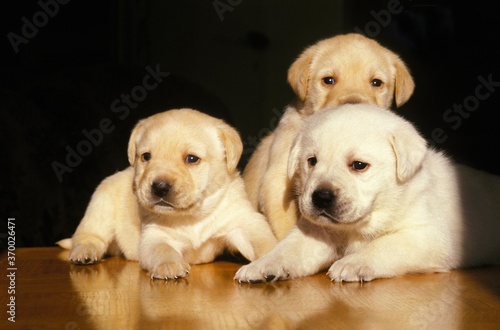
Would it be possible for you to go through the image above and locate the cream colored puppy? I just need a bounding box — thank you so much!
[243,33,415,240]
[58,109,277,279]
[235,104,500,283]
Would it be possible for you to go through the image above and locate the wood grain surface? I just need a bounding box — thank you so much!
[1,247,500,329]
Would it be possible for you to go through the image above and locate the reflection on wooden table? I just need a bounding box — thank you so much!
[1,248,499,329]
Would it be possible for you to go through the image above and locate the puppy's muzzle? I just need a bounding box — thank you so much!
[152,181,172,198]
[338,95,368,105]
[312,188,336,210]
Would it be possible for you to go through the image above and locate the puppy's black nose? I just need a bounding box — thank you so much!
[312,189,335,209]
[152,181,171,198]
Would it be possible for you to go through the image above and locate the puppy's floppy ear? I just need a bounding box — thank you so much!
[127,120,145,166]
[217,121,243,174]
[287,45,317,101]
[393,57,415,107]
[287,135,302,180]
[390,121,427,182]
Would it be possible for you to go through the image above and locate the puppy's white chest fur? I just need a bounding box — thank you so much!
[139,176,264,271]
[143,214,227,264]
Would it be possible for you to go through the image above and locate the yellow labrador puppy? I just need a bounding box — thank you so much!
[235,104,500,283]
[58,109,277,279]
[243,33,415,240]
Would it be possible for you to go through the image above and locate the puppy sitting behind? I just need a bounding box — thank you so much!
[235,104,500,283]
[243,33,416,240]
[58,109,277,279]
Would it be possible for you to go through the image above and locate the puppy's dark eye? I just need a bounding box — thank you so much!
[322,77,335,85]
[351,161,369,171]
[185,154,200,164]
[371,79,383,87]
[141,152,151,161]
[307,157,317,167]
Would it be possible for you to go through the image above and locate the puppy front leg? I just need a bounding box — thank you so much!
[226,212,278,262]
[140,243,190,280]
[242,133,274,208]
[69,234,108,265]
[259,109,303,240]
[234,221,336,283]
[260,168,299,240]
[327,228,451,282]
[62,168,136,264]
[139,225,190,280]
[67,196,113,264]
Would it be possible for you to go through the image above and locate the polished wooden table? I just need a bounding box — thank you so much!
[1,247,500,329]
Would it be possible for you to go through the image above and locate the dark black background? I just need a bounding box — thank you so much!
[1,0,499,248]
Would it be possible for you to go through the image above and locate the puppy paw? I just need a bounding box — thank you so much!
[327,255,375,282]
[149,260,191,280]
[69,243,105,265]
[234,259,290,284]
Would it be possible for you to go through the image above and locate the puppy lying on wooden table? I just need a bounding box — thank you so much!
[58,109,277,279]
[235,104,500,283]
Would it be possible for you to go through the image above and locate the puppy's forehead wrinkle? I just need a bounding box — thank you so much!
[142,128,214,155]
[314,43,387,71]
